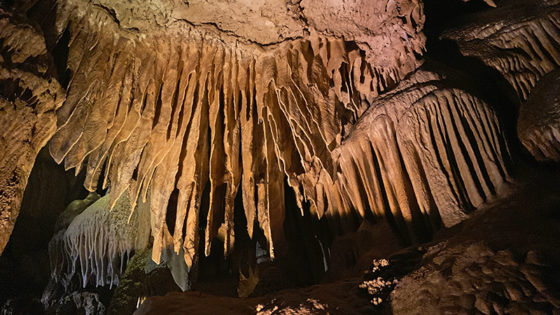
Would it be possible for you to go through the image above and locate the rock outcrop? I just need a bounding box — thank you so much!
[518,69,560,161]
[444,0,560,101]
[0,8,65,254]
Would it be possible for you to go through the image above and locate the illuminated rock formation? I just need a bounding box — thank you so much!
[49,191,150,290]
[46,192,100,290]
[444,0,560,163]
[0,8,65,254]
[37,0,426,266]
[2,0,560,313]
[328,69,510,241]
[0,0,515,272]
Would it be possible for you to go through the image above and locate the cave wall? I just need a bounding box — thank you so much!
[0,8,65,254]
[0,148,86,305]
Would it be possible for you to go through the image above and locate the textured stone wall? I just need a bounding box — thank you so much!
[0,9,65,254]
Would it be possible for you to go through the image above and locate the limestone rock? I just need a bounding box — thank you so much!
[29,0,425,265]
[518,70,560,162]
[329,68,511,241]
[46,190,151,298]
[443,0,560,100]
[108,248,182,315]
[0,8,65,255]
[0,0,516,272]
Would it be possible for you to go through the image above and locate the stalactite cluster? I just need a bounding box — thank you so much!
[443,0,560,100]
[48,191,150,292]
[0,0,514,272]
[518,70,560,161]
[3,0,560,314]
[41,0,428,266]
[47,193,100,291]
[444,0,560,163]
[329,70,511,242]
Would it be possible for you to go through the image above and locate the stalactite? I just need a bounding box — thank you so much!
[329,70,511,242]
[2,0,512,271]
[41,0,427,266]
[28,0,517,269]
[48,191,150,290]
[46,193,100,291]
[443,0,560,163]
[444,0,560,100]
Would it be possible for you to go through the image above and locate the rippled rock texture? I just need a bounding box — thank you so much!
[444,0,560,101]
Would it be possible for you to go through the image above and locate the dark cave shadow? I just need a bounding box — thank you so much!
[0,148,89,314]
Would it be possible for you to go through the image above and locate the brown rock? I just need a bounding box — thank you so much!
[0,9,64,255]
[504,283,524,302]
[1,0,514,267]
[518,70,560,162]
[443,0,560,101]
[475,296,492,315]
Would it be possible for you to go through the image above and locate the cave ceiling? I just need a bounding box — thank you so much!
[0,0,559,274]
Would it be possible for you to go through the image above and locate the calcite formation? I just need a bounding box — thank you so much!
[48,191,150,291]
[3,0,560,313]
[46,193,100,291]
[0,0,520,272]
[36,0,427,266]
[327,69,510,242]
[444,0,560,163]
[444,0,560,100]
